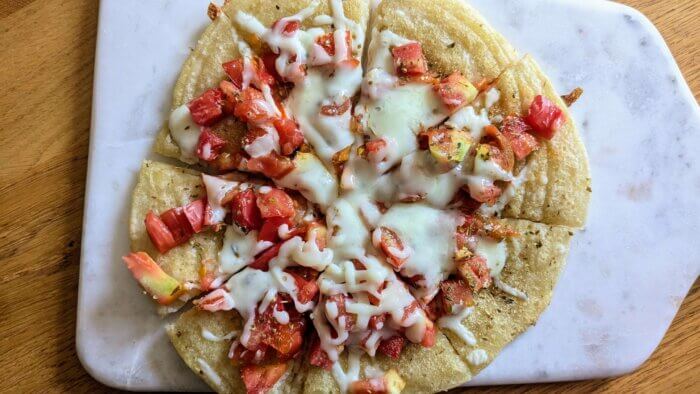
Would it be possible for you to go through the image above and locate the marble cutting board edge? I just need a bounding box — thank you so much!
[76,0,700,390]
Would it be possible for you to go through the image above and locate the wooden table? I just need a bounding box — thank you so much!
[0,0,697,392]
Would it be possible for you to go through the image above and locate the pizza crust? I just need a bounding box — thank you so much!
[129,160,223,310]
[440,219,573,375]
[221,0,370,49]
[487,56,591,228]
[302,331,470,393]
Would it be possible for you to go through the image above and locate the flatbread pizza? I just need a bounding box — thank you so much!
[121,0,590,392]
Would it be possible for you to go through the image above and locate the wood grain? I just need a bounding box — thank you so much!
[0,0,696,392]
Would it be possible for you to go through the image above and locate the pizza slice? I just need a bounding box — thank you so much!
[168,308,306,394]
[477,56,591,227]
[127,160,319,313]
[154,0,370,213]
[371,0,520,81]
[436,219,574,374]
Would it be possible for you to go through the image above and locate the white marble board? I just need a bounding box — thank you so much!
[77,0,700,390]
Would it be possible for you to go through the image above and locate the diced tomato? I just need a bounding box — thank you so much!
[196,128,227,162]
[224,56,276,88]
[420,321,437,348]
[377,335,405,360]
[231,188,263,231]
[241,126,268,148]
[219,80,241,115]
[482,125,515,172]
[369,313,386,330]
[249,57,277,87]
[456,255,492,292]
[145,211,178,253]
[440,278,474,314]
[401,301,420,323]
[435,72,478,112]
[261,52,282,83]
[241,87,265,102]
[241,363,288,394]
[348,378,388,394]
[263,303,305,356]
[308,333,333,371]
[256,188,295,219]
[258,217,292,243]
[453,190,483,214]
[243,296,305,358]
[230,341,272,366]
[249,243,281,271]
[320,99,351,116]
[285,267,320,304]
[364,139,387,156]
[182,198,206,233]
[272,18,300,36]
[188,88,225,126]
[525,95,565,140]
[339,58,361,69]
[273,118,304,156]
[315,30,352,59]
[391,42,428,77]
[245,153,295,179]
[423,298,442,321]
[327,294,356,330]
[223,59,245,88]
[198,259,219,291]
[123,252,182,305]
[195,288,235,312]
[234,97,274,124]
[501,115,540,160]
[375,227,409,269]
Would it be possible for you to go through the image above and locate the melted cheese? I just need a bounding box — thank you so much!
[196,358,223,387]
[244,125,279,158]
[327,197,371,260]
[235,3,319,83]
[467,348,489,366]
[474,237,507,277]
[445,106,491,140]
[218,225,260,274]
[363,83,447,170]
[286,65,362,163]
[376,204,458,302]
[331,349,362,393]
[365,29,412,74]
[438,306,476,345]
[494,277,528,300]
[169,104,201,164]
[376,151,463,208]
[276,152,338,210]
[202,174,240,224]
[478,166,528,217]
[201,328,238,342]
